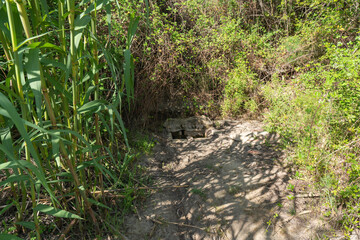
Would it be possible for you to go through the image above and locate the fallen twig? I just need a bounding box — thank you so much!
[133,205,142,221]
[298,210,312,216]
[284,210,313,223]
[294,193,321,198]
[282,193,321,199]
[90,184,188,199]
[133,185,189,190]
[149,217,216,235]
[91,185,189,194]
[130,176,150,188]
[91,190,127,197]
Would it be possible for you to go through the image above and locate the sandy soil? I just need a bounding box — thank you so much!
[124,119,338,240]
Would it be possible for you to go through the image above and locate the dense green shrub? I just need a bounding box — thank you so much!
[222,56,259,117]
[110,0,270,120]
[263,37,360,232]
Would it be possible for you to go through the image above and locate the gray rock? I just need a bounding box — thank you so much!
[205,127,224,137]
[213,120,231,129]
[229,131,271,145]
[163,116,213,139]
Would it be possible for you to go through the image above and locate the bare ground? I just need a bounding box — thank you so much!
[124,120,338,240]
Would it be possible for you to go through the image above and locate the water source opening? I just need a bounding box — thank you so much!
[171,130,206,139]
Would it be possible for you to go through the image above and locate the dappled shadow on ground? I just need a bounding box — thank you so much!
[125,121,333,240]
[169,132,290,240]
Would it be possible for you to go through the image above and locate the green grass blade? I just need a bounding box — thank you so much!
[74,14,91,49]
[145,0,150,28]
[26,41,65,53]
[124,49,133,105]
[98,113,113,141]
[127,15,139,48]
[34,204,83,219]
[104,1,111,35]
[43,71,72,101]
[88,198,112,210]
[39,0,49,16]
[77,100,107,114]
[0,175,30,187]
[0,158,38,176]
[40,58,66,71]
[0,7,11,40]
[15,221,35,230]
[0,202,14,216]
[0,121,14,155]
[51,131,61,168]
[15,32,54,51]
[0,93,57,202]
[25,49,42,124]
[109,104,129,149]
[0,234,24,240]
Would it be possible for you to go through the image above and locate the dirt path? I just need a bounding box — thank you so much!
[124,120,336,240]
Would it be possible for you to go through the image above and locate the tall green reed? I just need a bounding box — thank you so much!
[0,0,137,238]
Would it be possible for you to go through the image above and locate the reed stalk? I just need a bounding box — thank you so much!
[0,0,136,238]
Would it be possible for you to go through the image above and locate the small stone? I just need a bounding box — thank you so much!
[229,131,255,143]
[163,115,213,139]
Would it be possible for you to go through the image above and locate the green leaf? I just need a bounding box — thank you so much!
[27,42,64,53]
[74,15,91,49]
[79,0,107,15]
[25,49,42,125]
[127,15,139,48]
[84,86,96,105]
[16,32,54,51]
[109,104,129,149]
[34,204,83,219]
[0,120,14,155]
[0,174,30,187]
[0,202,14,215]
[88,198,112,210]
[104,2,111,35]
[43,70,72,101]
[96,40,118,83]
[51,131,61,168]
[39,0,49,15]
[98,113,113,141]
[40,58,66,71]
[0,93,57,203]
[17,52,26,88]
[0,159,36,172]
[145,0,150,29]
[0,84,22,102]
[78,100,107,114]
[15,221,35,230]
[124,49,134,106]
[0,7,10,40]
[0,234,23,240]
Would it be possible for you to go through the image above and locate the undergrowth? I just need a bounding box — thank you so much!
[263,37,360,233]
